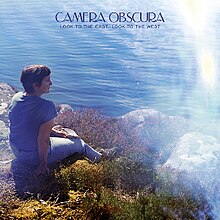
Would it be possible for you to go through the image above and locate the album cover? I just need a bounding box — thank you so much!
[0,0,219,219]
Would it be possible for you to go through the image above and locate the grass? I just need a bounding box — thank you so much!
[0,108,212,219]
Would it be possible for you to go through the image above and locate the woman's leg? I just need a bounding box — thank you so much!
[48,137,102,164]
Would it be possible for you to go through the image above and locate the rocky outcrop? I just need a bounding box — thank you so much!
[0,83,16,123]
[119,108,198,163]
[0,83,16,161]
[164,132,220,218]
[120,109,219,218]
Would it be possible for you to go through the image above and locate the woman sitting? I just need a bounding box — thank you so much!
[9,64,102,177]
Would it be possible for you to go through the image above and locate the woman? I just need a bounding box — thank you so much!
[9,64,102,177]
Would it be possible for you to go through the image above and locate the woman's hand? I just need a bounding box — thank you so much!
[51,125,68,138]
[32,161,49,177]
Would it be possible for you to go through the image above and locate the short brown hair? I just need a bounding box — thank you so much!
[20,64,51,93]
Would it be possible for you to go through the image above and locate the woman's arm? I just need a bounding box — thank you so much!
[32,119,55,177]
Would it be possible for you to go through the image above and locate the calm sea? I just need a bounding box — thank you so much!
[1,0,220,121]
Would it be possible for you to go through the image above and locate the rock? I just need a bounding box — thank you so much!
[0,119,10,159]
[57,104,73,113]
[0,83,16,125]
[163,132,220,219]
[0,120,9,139]
[120,109,220,217]
[119,109,198,163]
[0,83,16,161]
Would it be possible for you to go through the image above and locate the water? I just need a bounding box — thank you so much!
[0,0,220,121]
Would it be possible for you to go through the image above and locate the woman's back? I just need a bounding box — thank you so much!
[9,92,57,151]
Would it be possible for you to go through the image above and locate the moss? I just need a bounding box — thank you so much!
[0,159,212,219]
[6,199,85,219]
[55,160,104,193]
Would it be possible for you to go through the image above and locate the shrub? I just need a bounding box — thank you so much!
[55,108,152,157]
